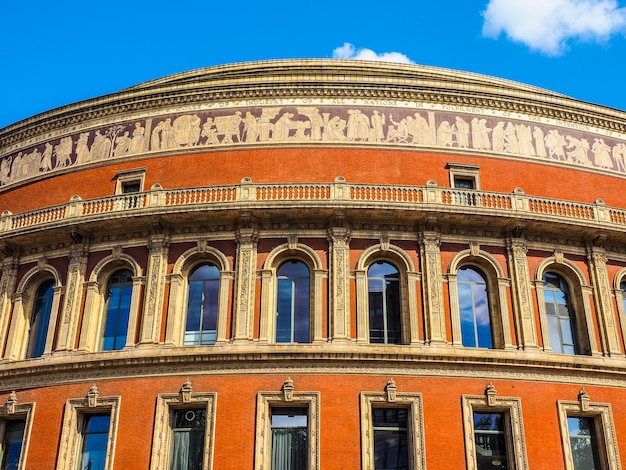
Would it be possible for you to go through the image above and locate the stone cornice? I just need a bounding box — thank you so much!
[2,59,626,149]
[1,345,626,392]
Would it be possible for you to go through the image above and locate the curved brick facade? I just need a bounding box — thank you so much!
[1,60,626,469]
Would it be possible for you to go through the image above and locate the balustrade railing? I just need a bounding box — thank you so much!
[0,180,618,233]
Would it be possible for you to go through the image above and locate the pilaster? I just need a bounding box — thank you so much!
[0,257,18,356]
[327,227,351,342]
[587,246,622,356]
[506,238,538,350]
[232,228,258,341]
[55,244,88,352]
[139,235,170,344]
[418,231,446,345]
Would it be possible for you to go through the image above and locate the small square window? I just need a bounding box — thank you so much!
[447,162,480,190]
[114,168,146,195]
[121,181,141,194]
[453,176,475,190]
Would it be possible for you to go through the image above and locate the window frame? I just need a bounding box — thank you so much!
[254,383,320,470]
[0,395,35,470]
[275,260,312,344]
[367,261,403,345]
[114,168,146,195]
[456,265,494,349]
[360,387,426,470]
[557,393,621,470]
[26,279,55,358]
[149,385,217,470]
[56,388,121,470]
[461,389,529,470]
[183,263,221,346]
[100,269,134,351]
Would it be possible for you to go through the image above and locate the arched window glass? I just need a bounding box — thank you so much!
[368,262,402,344]
[184,264,220,346]
[101,269,133,351]
[620,280,626,319]
[276,261,310,343]
[28,279,55,358]
[543,272,576,354]
[458,266,492,348]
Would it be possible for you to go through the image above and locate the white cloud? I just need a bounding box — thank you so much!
[482,0,626,55]
[332,43,414,64]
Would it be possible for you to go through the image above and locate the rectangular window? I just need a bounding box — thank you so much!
[462,392,528,470]
[149,389,216,470]
[270,407,308,470]
[473,412,509,470]
[170,409,206,470]
[372,408,409,470]
[453,177,475,189]
[79,414,111,470]
[1,419,26,470]
[567,416,602,470]
[255,387,319,470]
[360,391,426,470]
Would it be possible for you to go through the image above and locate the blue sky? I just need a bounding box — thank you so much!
[2,0,626,130]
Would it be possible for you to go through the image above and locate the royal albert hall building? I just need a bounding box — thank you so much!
[1,59,626,470]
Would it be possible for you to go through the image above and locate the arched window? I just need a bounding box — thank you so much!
[101,269,133,351]
[27,279,55,358]
[367,261,402,344]
[543,272,576,354]
[458,266,492,348]
[276,261,310,343]
[184,264,220,346]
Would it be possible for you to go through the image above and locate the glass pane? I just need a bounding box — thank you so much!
[271,408,308,470]
[548,316,562,353]
[29,280,55,358]
[171,409,206,470]
[368,262,402,345]
[473,413,508,470]
[276,261,310,344]
[368,278,385,343]
[458,267,492,349]
[543,272,576,355]
[185,264,220,346]
[1,420,25,470]
[276,278,294,343]
[373,408,409,470]
[102,270,133,351]
[80,415,110,470]
[568,417,600,470]
[385,277,402,344]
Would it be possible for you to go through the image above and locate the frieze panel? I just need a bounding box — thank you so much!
[4,102,626,189]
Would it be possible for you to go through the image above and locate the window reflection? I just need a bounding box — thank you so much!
[28,279,55,358]
[543,272,576,354]
[372,408,409,470]
[79,414,110,470]
[276,261,310,343]
[368,262,402,344]
[185,264,220,346]
[102,269,133,351]
[567,416,601,470]
[473,412,509,470]
[458,266,492,348]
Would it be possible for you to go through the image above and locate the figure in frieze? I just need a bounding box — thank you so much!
[0,157,11,185]
[172,115,201,147]
[517,124,535,156]
[92,131,112,160]
[370,110,385,142]
[566,136,591,165]
[10,153,22,181]
[259,108,281,141]
[346,110,370,141]
[387,115,409,143]
[75,132,91,164]
[40,143,53,171]
[54,137,74,167]
[113,132,131,157]
[151,120,163,150]
[105,125,125,158]
[455,117,470,148]
[436,121,454,147]
[273,112,295,141]
[292,120,312,140]
[214,112,242,144]
[492,122,505,152]
[243,111,260,142]
[128,122,145,154]
[544,129,566,160]
[323,114,347,140]
[471,118,491,150]
[504,122,520,154]
[201,118,220,145]
[161,118,178,149]
[533,126,547,157]
[592,138,613,169]
[21,148,42,178]
[611,143,626,172]
[296,107,324,141]
[413,113,432,145]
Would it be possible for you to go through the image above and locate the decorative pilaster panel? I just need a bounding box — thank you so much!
[77,281,100,352]
[406,272,421,345]
[56,244,88,352]
[43,286,63,355]
[164,273,183,345]
[328,227,351,342]
[313,269,326,342]
[447,273,462,346]
[233,229,258,341]
[419,231,446,344]
[0,258,18,356]
[587,247,621,356]
[139,236,170,344]
[258,269,272,343]
[506,239,538,349]
[497,278,515,349]
[355,269,368,343]
[3,294,26,360]
[581,285,600,356]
